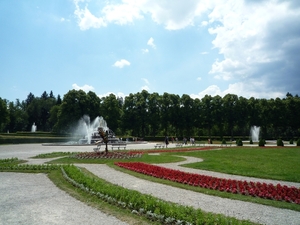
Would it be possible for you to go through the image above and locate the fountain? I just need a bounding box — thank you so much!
[250,126,260,142]
[75,115,118,144]
[31,123,37,132]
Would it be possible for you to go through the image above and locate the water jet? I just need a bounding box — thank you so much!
[250,126,260,142]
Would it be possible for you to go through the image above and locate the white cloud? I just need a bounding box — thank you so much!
[74,5,106,30]
[201,21,208,26]
[207,0,300,95]
[97,92,127,99]
[141,85,150,91]
[113,59,131,68]
[72,83,95,92]
[138,0,212,30]
[141,78,149,84]
[142,48,149,54]
[102,3,143,25]
[191,81,286,100]
[196,77,202,81]
[73,0,211,31]
[71,0,300,97]
[147,37,156,49]
[141,78,150,91]
[190,85,222,99]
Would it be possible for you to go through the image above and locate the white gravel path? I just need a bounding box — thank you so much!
[79,163,300,225]
[0,172,129,225]
[153,155,300,188]
[1,144,300,225]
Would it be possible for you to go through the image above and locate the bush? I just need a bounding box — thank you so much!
[249,139,253,144]
[277,139,284,147]
[289,139,294,144]
[297,138,300,146]
[259,139,265,147]
[236,139,243,146]
[222,139,226,145]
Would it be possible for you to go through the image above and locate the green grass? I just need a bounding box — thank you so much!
[2,146,300,224]
[109,162,300,212]
[31,152,79,158]
[48,169,157,225]
[172,147,300,182]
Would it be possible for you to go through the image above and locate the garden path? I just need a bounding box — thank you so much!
[153,155,300,188]
[1,144,300,225]
[79,158,300,225]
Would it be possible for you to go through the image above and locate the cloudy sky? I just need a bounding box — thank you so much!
[1,0,299,102]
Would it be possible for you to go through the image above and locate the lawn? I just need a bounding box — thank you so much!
[172,147,300,182]
[29,146,300,213]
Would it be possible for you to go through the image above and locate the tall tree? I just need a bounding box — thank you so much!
[122,93,139,136]
[100,93,121,134]
[0,98,9,132]
[7,100,28,132]
[211,95,224,139]
[147,92,160,136]
[201,95,214,139]
[223,94,239,140]
[56,90,91,133]
[180,94,194,137]
[25,92,35,107]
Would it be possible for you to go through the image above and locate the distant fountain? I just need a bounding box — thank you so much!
[31,123,37,132]
[250,126,260,142]
[75,115,117,144]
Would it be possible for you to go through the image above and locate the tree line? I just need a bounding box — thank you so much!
[0,90,299,140]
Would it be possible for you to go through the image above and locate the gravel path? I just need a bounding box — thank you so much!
[153,155,300,188]
[1,144,300,225]
[0,172,129,225]
[79,161,300,225]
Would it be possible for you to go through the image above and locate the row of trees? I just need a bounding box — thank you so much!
[1,90,300,140]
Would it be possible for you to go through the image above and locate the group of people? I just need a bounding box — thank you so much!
[164,136,195,147]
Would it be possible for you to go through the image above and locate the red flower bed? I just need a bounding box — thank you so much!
[115,162,300,204]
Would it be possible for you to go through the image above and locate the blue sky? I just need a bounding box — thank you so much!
[1,0,300,102]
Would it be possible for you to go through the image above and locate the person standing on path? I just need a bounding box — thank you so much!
[165,136,169,148]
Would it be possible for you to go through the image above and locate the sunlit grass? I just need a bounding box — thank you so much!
[172,147,300,182]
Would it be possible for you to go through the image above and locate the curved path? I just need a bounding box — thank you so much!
[1,144,300,225]
[80,162,300,225]
[153,155,300,188]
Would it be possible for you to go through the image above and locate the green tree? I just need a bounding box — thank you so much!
[212,95,224,139]
[168,94,181,137]
[0,98,9,132]
[147,92,161,136]
[223,94,239,140]
[56,90,99,133]
[180,94,194,137]
[201,95,214,139]
[160,93,172,135]
[6,100,28,132]
[100,93,122,134]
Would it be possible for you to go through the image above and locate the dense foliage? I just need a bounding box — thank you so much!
[1,90,300,140]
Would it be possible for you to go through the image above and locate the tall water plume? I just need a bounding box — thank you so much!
[250,126,260,142]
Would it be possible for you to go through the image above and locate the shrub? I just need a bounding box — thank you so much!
[236,139,243,146]
[249,139,253,144]
[222,139,226,145]
[289,139,294,144]
[259,139,265,147]
[277,139,284,147]
[297,138,300,146]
